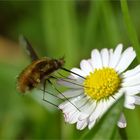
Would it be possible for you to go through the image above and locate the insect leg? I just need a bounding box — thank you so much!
[39,88,64,101]
[43,79,47,100]
[42,98,58,108]
[47,79,81,112]
[42,79,59,108]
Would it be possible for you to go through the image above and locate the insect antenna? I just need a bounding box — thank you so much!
[47,78,81,112]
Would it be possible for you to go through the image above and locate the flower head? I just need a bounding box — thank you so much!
[58,44,140,130]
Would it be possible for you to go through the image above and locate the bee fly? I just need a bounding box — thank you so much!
[17,36,64,92]
[17,36,82,110]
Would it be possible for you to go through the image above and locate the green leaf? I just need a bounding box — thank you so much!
[81,95,124,140]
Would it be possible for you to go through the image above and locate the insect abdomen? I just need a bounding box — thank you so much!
[17,57,64,93]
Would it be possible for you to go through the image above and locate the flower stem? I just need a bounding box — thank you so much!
[119,127,128,140]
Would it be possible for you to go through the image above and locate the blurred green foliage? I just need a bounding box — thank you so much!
[0,0,140,139]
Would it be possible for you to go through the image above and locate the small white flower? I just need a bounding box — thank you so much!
[58,44,140,130]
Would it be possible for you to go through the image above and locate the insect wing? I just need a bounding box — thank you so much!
[19,35,39,61]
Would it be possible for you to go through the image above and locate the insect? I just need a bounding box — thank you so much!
[17,36,65,94]
[17,36,81,110]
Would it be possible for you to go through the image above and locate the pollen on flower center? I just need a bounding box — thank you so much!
[84,67,121,101]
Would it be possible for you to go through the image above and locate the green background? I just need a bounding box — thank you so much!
[0,0,140,139]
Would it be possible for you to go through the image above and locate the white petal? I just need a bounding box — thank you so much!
[101,48,109,67]
[62,104,76,114]
[108,49,113,67]
[121,85,140,96]
[117,113,127,128]
[124,103,135,109]
[124,95,135,109]
[89,101,104,122]
[58,89,84,99]
[79,113,89,121]
[115,47,136,73]
[57,78,83,89]
[134,95,140,105]
[74,96,90,108]
[87,59,94,70]
[68,111,80,124]
[64,112,70,122]
[90,100,112,122]
[89,98,113,122]
[78,101,96,120]
[71,68,86,78]
[60,95,88,114]
[64,99,94,124]
[109,44,123,68]
[59,102,68,110]
[122,76,140,87]
[97,99,108,118]
[125,95,135,105]
[59,95,84,109]
[91,49,102,69]
[122,65,140,78]
[89,92,123,122]
[114,91,124,99]
[123,72,140,84]
[80,60,93,75]
[88,120,96,129]
[76,119,88,130]
[65,110,79,123]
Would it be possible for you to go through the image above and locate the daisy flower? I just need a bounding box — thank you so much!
[58,44,140,130]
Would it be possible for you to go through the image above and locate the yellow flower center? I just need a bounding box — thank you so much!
[84,68,121,101]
